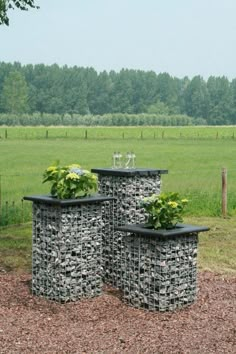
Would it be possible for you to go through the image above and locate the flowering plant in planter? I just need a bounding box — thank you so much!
[43,162,98,199]
[140,192,188,229]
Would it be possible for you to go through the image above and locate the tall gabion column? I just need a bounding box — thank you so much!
[91,168,168,287]
[116,223,209,312]
[24,195,114,302]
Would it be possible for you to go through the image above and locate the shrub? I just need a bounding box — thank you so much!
[140,192,188,229]
[43,162,98,199]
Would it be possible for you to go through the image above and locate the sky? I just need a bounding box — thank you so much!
[1,0,236,80]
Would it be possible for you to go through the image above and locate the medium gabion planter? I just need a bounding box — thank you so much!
[24,194,114,302]
[91,168,168,287]
[116,223,209,312]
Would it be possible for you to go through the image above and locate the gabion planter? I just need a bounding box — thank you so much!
[91,168,168,287]
[24,195,114,302]
[116,223,209,312]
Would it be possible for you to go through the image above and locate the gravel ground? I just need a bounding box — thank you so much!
[0,271,235,354]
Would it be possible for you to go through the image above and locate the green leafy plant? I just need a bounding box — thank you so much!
[140,192,188,229]
[43,162,98,199]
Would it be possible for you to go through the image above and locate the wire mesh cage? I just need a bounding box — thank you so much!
[31,201,104,302]
[120,232,198,311]
[92,169,166,287]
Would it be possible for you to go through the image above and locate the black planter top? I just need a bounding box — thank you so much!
[91,168,168,177]
[23,194,115,206]
[115,223,209,238]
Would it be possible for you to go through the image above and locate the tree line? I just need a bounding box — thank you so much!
[0,61,236,126]
[0,112,193,126]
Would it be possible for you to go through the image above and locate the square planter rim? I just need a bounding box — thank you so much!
[115,223,210,238]
[91,167,168,177]
[23,194,115,206]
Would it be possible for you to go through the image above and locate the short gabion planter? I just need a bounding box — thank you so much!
[24,194,114,302]
[91,168,168,287]
[116,223,209,312]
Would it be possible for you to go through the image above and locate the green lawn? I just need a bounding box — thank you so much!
[186,216,236,275]
[0,126,236,225]
[0,222,32,273]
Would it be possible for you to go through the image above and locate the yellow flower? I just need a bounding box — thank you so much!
[181,199,188,203]
[66,172,80,180]
[168,201,178,208]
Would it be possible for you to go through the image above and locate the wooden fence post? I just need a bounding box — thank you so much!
[222,167,227,218]
[21,199,24,224]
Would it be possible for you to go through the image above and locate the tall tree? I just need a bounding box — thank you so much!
[207,76,232,124]
[230,79,236,124]
[0,0,39,25]
[111,69,133,113]
[88,71,112,115]
[0,71,29,113]
[185,76,209,119]
[174,76,190,114]
[156,73,179,113]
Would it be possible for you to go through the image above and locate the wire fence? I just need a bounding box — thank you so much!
[1,127,236,141]
[0,167,235,227]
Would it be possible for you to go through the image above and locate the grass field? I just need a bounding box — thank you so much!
[0,217,235,275]
[0,126,236,225]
